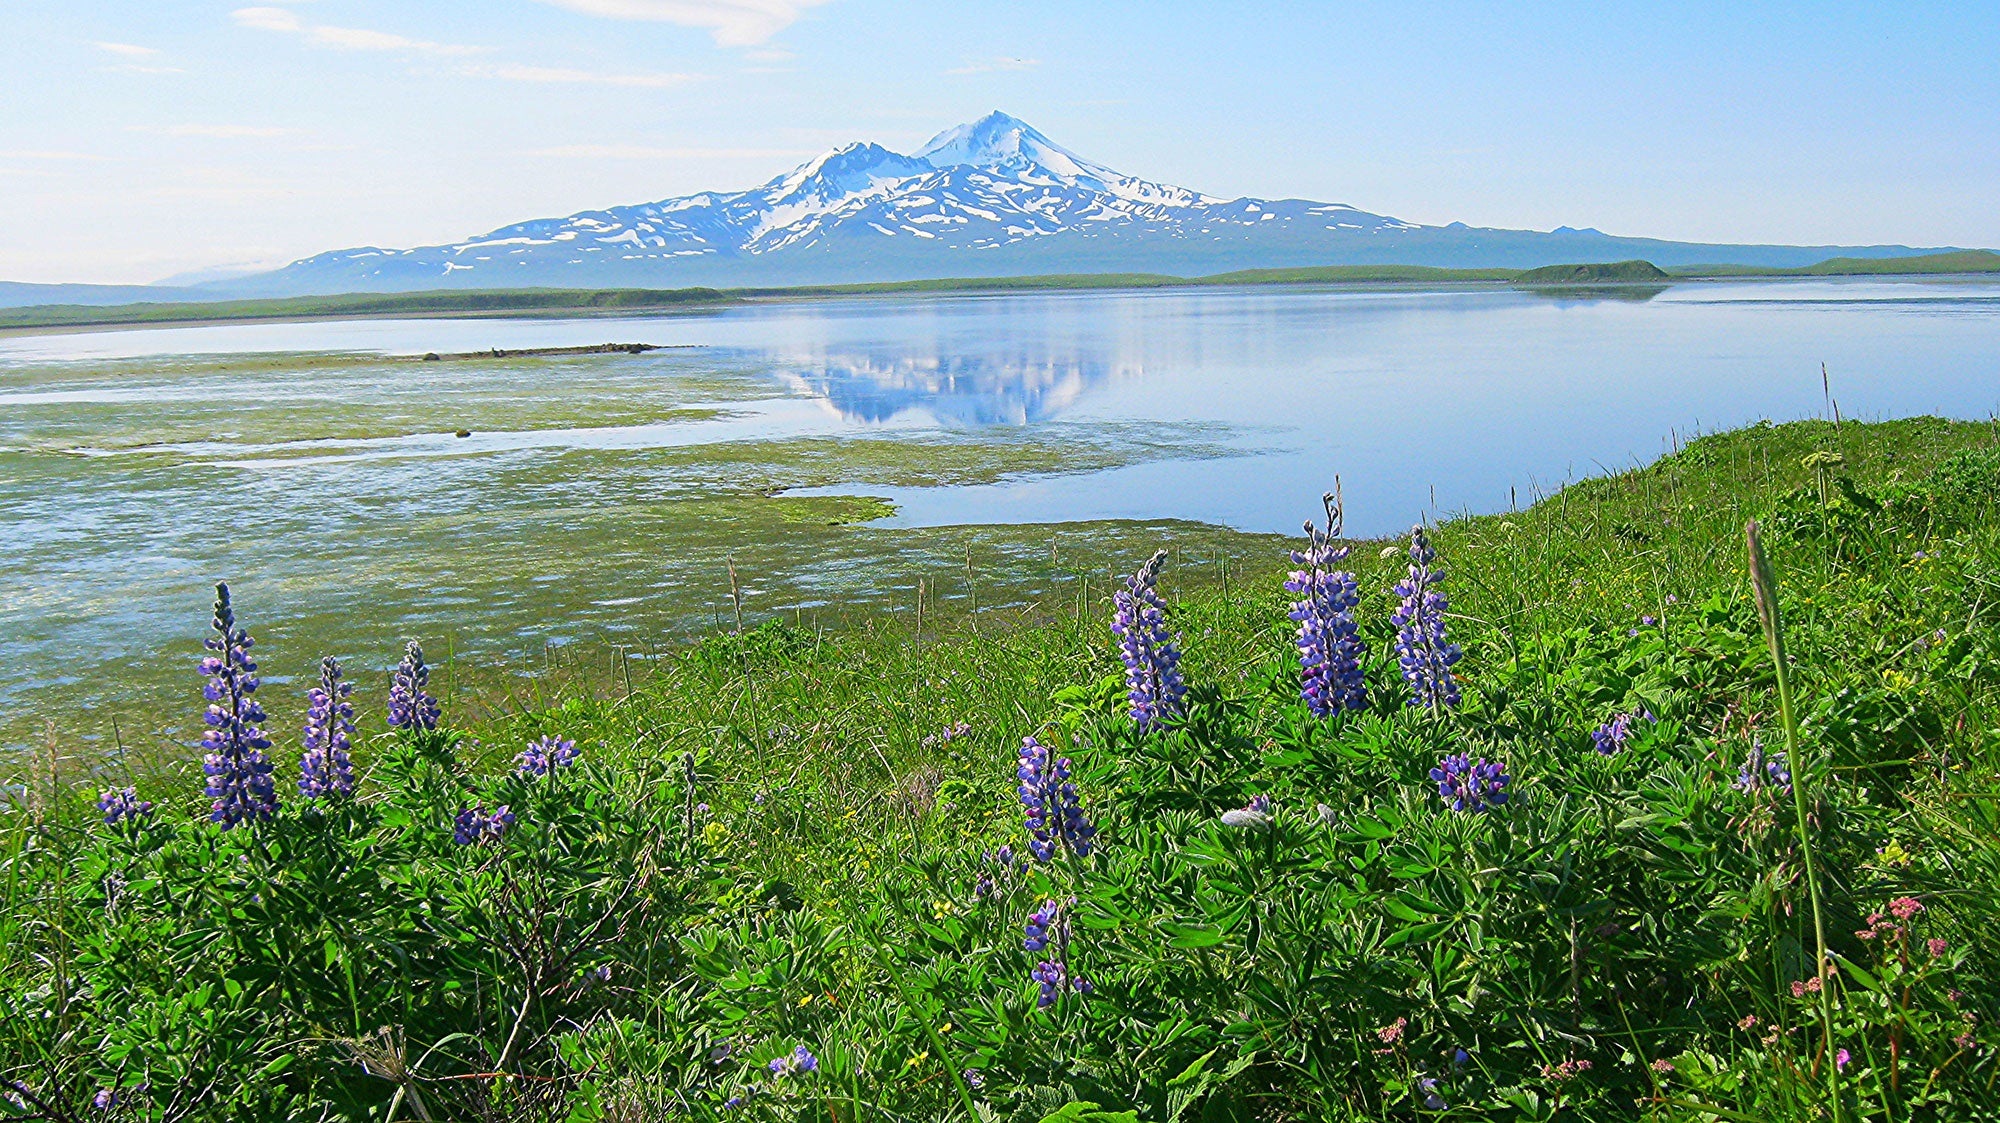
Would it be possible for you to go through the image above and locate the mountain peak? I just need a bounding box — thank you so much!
[914,111,1116,182]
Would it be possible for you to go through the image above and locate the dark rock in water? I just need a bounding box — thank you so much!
[455,429,472,438]
[423,352,440,361]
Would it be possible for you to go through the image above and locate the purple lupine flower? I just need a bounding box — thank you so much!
[1590,710,1652,756]
[387,640,440,731]
[1391,527,1463,710]
[1285,498,1368,717]
[452,803,515,845]
[199,582,278,828]
[93,1088,117,1111]
[1023,899,1061,952]
[97,787,154,827]
[515,734,579,777]
[1111,550,1186,732]
[1017,735,1096,861]
[1031,959,1092,1008]
[1419,1077,1446,1110]
[767,1046,819,1077]
[1429,753,1510,813]
[299,656,356,800]
[1732,742,1791,795]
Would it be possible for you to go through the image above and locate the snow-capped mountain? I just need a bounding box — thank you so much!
[217,111,1939,295]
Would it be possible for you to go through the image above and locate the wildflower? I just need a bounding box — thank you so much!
[1836,1048,1851,1071]
[299,656,356,800]
[1391,527,1463,709]
[97,786,154,827]
[924,721,972,748]
[452,803,515,845]
[1111,550,1186,731]
[1023,899,1061,952]
[1285,500,1367,717]
[1791,977,1823,998]
[1453,1048,1471,1069]
[515,734,579,777]
[1651,1059,1675,1074]
[767,1046,818,1077]
[1430,753,1511,813]
[1732,742,1791,795]
[1538,1059,1593,1082]
[1929,937,1949,958]
[1888,896,1924,920]
[1376,1017,1407,1045]
[720,1096,745,1110]
[1017,735,1096,861]
[199,582,278,828]
[1738,1015,1759,1031]
[93,1089,117,1110]
[387,640,441,731]
[1031,958,1091,1007]
[1419,1077,1445,1110]
[963,1069,985,1090]
[1955,1030,1976,1050]
[1220,793,1274,830]
[1315,802,1338,828]
[1590,710,1651,755]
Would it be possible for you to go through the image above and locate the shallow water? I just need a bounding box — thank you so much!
[3,278,1997,755]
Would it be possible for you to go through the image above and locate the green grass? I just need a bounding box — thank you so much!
[0,285,730,331]
[5,416,2000,1120]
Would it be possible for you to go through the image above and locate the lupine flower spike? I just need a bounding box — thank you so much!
[388,640,441,731]
[1590,709,1653,756]
[1221,794,1275,830]
[453,804,515,845]
[1430,753,1511,813]
[1732,741,1791,795]
[1111,550,1187,731]
[1285,486,1368,717]
[1017,735,1096,861]
[1024,898,1092,1008]
[516,734,579,777]
[767,1046,819,1078]
[98,787,154,827]
[1391,527,1463,710]
[299,656,356,799]
[200,582,278,828]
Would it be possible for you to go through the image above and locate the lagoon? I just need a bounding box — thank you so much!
[2,277,1996,752]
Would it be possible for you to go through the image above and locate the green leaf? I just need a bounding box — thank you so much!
[1161,922,1226,949]
[1382,920,1454,949]
[1039,1104,1139,1123]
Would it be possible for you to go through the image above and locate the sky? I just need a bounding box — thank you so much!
[2,1,1996,285]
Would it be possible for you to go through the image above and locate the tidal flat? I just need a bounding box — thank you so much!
[0,345,1262,758]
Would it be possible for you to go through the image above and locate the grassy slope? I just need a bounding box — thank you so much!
[7,415,2000,1118]
[8,251,1994,333]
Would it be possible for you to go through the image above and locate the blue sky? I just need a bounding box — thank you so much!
[2,1,1995,284]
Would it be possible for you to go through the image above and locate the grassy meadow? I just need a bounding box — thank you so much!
[4,415,2000,1121]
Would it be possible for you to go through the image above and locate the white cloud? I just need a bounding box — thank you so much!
[231,7,482,55]
[467,64,696,87]
[232,7,302,32]
[947,57,1039,75]
[526,143,813,157]
[530,0,833,47]
[94,41,160,57]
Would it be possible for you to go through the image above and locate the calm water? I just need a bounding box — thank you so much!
[3,278,1997,750]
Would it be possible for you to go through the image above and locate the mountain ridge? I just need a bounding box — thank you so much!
[7,111,1978,301]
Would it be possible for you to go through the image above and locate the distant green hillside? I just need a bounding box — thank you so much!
[5,249,1996,332]
[0,286,729,331]
[1667,249,2000,278]
[1513,259,1670,284]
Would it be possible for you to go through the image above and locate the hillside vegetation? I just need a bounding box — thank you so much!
[6,251,1994,333]
[4,416,2000,1121]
